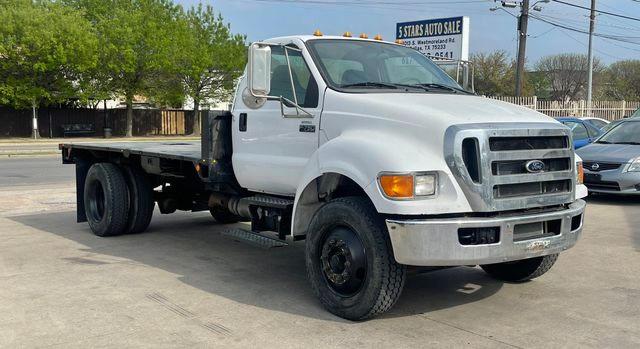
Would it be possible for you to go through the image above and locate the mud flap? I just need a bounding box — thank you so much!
[75,159,90,223]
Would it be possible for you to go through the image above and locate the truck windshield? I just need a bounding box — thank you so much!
[306,39,465,93]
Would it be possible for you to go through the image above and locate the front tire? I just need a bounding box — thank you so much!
[305,197,406,320]
[481,254,559,282]
[84,163,130,237]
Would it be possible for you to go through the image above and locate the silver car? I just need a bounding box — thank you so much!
[576,119,640,195]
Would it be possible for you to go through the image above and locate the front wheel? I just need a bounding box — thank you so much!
[481,254,559,282]
[305,197,406,320]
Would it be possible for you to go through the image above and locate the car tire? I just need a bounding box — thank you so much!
[481,254,559,282]
[84,163,130,237]
[305,196,406,321]
[122,166,155,234]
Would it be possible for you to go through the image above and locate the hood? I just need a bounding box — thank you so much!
[323,91,558,128]
[576,143,640,163]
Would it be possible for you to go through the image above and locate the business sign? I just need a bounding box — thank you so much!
[396,16,470,61]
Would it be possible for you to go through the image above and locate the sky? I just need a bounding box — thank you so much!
[176,0,640,65]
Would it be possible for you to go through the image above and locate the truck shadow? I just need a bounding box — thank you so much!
[10,210,504,321]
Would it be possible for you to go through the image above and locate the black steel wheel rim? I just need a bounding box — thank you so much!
[320,226,367,297]
[87,180,106,222]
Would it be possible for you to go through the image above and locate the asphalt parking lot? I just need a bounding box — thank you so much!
[1,156,639,348]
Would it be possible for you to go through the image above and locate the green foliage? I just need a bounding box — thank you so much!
[535,53,604,101]
[470,51,533,96]
[63,0,246,135]
[171,4,246,133]
[601,60,640,101]
[0,0,98,108]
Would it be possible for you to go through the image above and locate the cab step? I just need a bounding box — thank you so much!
[243,195,294,210]
[221,228,288,249]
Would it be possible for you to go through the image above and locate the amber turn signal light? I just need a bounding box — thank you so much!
[576,161,584,184]
[379,174,414,199]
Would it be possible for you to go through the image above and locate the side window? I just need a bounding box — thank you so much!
[585,124,600,138]
[565,122,589,139]
[269,46,318,108]
[591,120,606,129]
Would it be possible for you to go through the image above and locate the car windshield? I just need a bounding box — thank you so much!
[597,122,640,144]
[632,108,640,118]
[306,39,465,93]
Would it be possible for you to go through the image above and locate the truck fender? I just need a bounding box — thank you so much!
[291,131,454,237]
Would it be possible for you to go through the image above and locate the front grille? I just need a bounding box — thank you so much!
[583,162,621,172]
[494,180,571,198]
[445,123,575,212]
[492,158,571,175]
[584,181,621,191]
[489,136,568,151]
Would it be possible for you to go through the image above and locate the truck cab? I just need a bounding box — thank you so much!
[61,35,587,321]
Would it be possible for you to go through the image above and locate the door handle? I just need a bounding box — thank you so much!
[239,113,247,132]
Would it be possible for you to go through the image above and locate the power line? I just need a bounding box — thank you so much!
[599,36,640,54]
[558,29,627,60]
[250,0,491,5]
[530,13,640,44]
[233,0,496,14]
[551,0,640,22]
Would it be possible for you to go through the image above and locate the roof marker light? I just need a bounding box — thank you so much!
[395,39,404,44]
[313,29,323,36]
[343,31,352,37]
[374,34,383,41]
[359,33,368,39]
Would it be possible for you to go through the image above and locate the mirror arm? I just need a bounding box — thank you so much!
[280,96,313,118]
[284,47,300,116]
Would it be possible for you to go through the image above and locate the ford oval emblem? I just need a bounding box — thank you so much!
[525,160,546,173]
[591,163,600,171]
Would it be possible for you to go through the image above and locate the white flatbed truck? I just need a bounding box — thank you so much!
[61,34,588,320]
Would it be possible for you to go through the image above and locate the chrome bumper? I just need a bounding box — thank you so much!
[386,200,586,266]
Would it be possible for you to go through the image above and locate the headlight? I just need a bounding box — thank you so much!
[628,158,640,172]
[378,172,437,199]
[576,161,584,184]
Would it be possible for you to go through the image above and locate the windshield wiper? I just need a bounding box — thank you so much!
[414,83,473,94]
[595,140,611,144]
[339,82,399,89]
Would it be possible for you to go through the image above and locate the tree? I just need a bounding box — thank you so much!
[173,4,246,135]
[535,53,603,101]
[0,0,97,109]
[470,51,533,96]
[68,0,182,137]
[602,60,640,101]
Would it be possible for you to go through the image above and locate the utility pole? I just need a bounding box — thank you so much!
[586,0,596,116]
[515,0,530,97]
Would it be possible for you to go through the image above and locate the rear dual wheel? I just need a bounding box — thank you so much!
[84,163,154,237]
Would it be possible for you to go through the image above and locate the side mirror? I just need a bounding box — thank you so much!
[248,43,271,97]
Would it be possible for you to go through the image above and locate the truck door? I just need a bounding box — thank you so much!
[232,44,321,196]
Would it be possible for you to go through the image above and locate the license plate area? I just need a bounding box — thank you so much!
[584,173,601,182]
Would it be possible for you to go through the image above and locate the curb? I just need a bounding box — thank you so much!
[0,153,60,158]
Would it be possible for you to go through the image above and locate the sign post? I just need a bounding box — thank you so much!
[396,16,470,61]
